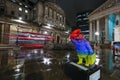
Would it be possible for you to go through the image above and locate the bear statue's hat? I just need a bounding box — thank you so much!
[71,29,81,34]
[70,29,85,39]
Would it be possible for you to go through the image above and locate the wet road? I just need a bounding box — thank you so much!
[0,48,120,80]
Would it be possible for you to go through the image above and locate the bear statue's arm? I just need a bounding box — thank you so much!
[85,41,94,55]
[71,39,78,45]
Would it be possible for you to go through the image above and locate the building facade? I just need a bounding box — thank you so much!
[88,0,120,44]
[0,0,67,65]
[32,1,66,44]
[0,0,34,45]
[76,11,91,30]
[0,0,67,46]
[0,0,36,66]
[76,11,91,39]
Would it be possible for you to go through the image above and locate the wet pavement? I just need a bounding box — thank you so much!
[0,48,120,80]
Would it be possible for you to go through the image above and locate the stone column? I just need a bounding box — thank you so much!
[104,16,109,44]
[89,21,93,42]
[64,17,66,26]
[93,21,96,42]
[3,23,10,44]
[96,19,100,43]
[1,23,4,44]
[0,23,2,43]
[115,12,119,25]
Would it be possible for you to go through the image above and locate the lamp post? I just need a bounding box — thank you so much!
[15,27,19,46]
[65,30,70,44]
[43,31,48,45]
[94,31,99,46]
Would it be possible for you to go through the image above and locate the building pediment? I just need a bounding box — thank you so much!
[89,0,120,16]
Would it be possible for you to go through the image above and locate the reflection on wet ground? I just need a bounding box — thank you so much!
[0,48,120,80]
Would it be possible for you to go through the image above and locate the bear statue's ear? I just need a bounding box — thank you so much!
[78,34,84,38]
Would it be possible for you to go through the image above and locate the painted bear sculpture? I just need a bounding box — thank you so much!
[70,29,96,67]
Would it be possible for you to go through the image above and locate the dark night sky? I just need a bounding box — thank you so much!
[30,0,107,26]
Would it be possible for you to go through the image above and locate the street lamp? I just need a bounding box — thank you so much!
[43,31,48,35]
[95,32,99,36]
[15,27,19,46]
[94,31,99,46]
[19,17,22,20]
[44,23,53,29]
[43,31,48,45]
[65,30,70,43]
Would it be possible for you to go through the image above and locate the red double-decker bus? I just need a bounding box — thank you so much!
[15,32,54,49]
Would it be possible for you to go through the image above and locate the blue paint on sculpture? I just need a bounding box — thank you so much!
[70,29,96,67]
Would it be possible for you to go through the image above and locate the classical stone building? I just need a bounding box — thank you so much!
[32,1,66,44]
[0,0,67,46]
[88,0,120,44]
[0,0,67,65]
[0,0,35,45]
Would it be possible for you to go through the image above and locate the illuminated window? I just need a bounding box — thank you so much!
[77,15,81,17]
[19,3,22,5]
[19,17,22,20]
[25,10,28,13]
[83,18,88,20]
[25,5,28,8]
[19,7,22,11]
[43,31,48,34]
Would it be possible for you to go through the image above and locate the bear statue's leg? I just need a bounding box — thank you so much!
[77,54,83,65]
[87,53,96,65]
[77,54,88,66]
[85,57,89,67]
